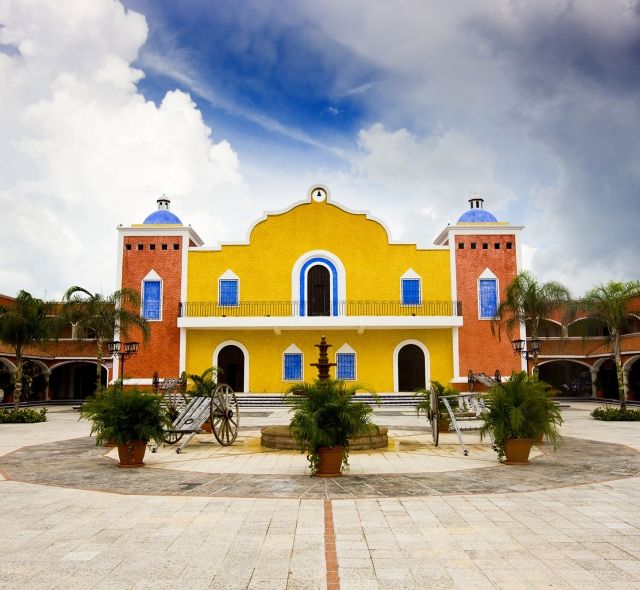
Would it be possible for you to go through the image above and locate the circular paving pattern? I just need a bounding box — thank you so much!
[2,435,640,498]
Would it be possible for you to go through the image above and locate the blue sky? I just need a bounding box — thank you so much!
[1,0,639,298]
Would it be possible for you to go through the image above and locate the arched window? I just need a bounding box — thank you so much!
[478,268,499,320]
[141,270,162,320]
[336,344,356,380]
[218,269,239,307]
[292,251,346,317]
[400,269,422,305]
[283,344,303,381]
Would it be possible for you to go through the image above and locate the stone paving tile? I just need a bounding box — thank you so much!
[4,435,640,500]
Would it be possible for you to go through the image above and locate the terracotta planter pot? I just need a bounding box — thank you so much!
[117,441,147,468]
[438,418,450,434]
[314,445,344,478]
[201,420,213,434]
[503,438,532,465]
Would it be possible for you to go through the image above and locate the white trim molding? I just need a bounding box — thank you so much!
[393,339,430,392]
[212,340,250,393]
[291,249,347,316]
[282,344,304,381]
[477,268,499,321]
[141,269,163,322]
[336,343,357,381]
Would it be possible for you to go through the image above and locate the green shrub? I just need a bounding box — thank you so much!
[591,406,640,421]
[285,379,377,473]
[480,371,562,461]
[80,383,170,445]
[0,407,47,423]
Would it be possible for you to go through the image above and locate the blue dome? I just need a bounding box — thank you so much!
[143,210,182,225]
[458,209,498,223]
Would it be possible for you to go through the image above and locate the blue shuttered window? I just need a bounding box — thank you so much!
[479,278,498,319]
[401,278,421,305]
[219,279,239,306]
[336,353,356,380]
[143,280,161,320]
[283,353,303,381]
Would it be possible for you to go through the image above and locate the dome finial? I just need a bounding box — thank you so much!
[468,194,484,210]
[157,195,170,211]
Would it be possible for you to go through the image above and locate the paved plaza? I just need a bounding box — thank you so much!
[2,403,640,589]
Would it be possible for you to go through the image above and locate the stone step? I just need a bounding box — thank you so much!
[234,393,421,407]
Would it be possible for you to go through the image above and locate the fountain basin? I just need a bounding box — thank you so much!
[260,424,388,450]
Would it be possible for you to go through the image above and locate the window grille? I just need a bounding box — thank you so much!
[283,353,302,381]
[401,278,421,305]
[143,280,161,320]
[479,278,498,319]
[219,279,239,306]
[336,353,356,380]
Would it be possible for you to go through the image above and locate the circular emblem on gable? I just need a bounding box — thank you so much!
[312,187,328,202]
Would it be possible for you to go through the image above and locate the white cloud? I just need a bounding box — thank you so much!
[336,123,514,245]
[295,0,640,292]
[0,0,243,298]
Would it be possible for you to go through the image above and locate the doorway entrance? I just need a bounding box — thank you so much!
[217,345,245,392]
[307,264,330,316]
[397,344,426,391]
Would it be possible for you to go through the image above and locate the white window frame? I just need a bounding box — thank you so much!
[335,343,357,381]
[218,269,240,307]
[400,268,422,306]
[477,268,499,320]
[282,344,304,382]
[141,269,163,322]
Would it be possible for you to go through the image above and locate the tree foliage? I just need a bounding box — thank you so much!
[578,280,640,410]
[0,291,62,408]
[493,271,571,341]
[63,286,149,389]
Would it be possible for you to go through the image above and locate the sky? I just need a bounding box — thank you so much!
[1,0,639,300]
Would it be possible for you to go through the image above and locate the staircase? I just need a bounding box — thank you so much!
[235,393,419,408]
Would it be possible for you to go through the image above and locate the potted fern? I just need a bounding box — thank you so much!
[415,380,458,433]
[479,371,562,464]
[80,383,170,467]
[285,379,376,477]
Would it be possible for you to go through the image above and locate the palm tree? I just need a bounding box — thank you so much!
[493,271,571,374]
[579,280,640,410]
[0,291,62,409]
[63,287,150,390]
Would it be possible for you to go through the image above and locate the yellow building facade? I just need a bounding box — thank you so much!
[118,185,523,392]
[178,186,459,392]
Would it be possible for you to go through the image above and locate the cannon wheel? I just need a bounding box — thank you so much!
[468,369,475,392]
[160,431,184,446]
[429,386,439,447]
[210,384,239,446]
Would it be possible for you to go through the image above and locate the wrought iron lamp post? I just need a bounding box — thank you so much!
[511,337,541,375]
[107,340,139,382]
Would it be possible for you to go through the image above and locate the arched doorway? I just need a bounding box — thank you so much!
[596,359,619,398]
[538,360,591,396]
[307,264,330,316]
[626,357,640,399]
[0,361,15,401]
[217,345,245,392]
[49,362,107,400]
[397,344,426,392]
[21,361,48,402]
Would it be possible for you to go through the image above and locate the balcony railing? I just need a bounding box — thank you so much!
[179,299,462,318]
